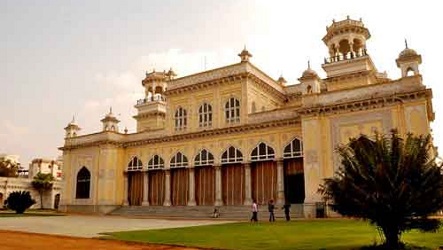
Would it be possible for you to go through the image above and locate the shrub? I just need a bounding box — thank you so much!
[5,191,36,214]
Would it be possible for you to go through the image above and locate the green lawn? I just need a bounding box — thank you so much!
[105,219,443,250]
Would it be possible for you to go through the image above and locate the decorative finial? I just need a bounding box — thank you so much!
[109,107,113,115]
[124,127,128,134]
[307,60,311,69]
[347,15,350,20]
[359,17,362,22]
[71,115,75,124]
[405,39,408,49]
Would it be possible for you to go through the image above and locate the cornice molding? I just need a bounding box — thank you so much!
[298,89,432,117]
[60,118,300,150]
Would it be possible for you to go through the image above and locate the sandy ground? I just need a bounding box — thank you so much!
[0,215,232,237]
[0,230,203,250]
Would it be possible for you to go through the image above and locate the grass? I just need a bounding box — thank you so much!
[105,219,443,250]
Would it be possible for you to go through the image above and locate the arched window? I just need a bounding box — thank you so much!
[76,167,90,199]
[128,157,143,171]
[221,146,243,164]
[251,142,275,161]
[148,155,164,170]
[225,98,240,123]
[174,107,187,131]
[170,152,188,168]
[194,149,214,166]
[198,103,212,127]
[283,138,303,158]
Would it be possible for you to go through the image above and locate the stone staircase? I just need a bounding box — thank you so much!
[109,204,304,221]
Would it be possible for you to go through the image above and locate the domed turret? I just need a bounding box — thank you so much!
[238,46,252,63]
[277,75,287,85]
[298,61,321,95]
[396,40,422,77]
[101,107,120,132]
[64,116,81,138]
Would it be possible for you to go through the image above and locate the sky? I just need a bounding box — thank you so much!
[1,0,442,166]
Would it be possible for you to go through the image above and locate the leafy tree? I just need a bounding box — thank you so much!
[31,172,55,209]
[320,130,443,249]
[0,159,19,177]
[5,191,36,214]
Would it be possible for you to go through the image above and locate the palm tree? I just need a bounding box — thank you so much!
[31,172,55,209]
[320,130,443,249]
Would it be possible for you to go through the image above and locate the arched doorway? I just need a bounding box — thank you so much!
[147,155,165,206]
[54,194,60,209]
[170,152,189,206]
[221,146,244,206]
[194,149,215,205]
[251,142,277,205]
[283,138,305,204]
[127,157,144,206]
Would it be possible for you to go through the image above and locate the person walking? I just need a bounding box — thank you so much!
[268,199,275,222]
[250,199,258,222]
[282,202,291,221]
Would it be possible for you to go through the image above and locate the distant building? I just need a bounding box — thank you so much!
[0,155,62,209]
[60,17,435,216]
[29,158,63,180]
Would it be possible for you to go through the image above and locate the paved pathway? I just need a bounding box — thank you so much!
[0,215,233,237]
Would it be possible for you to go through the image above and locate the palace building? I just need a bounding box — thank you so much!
[59,17,434,217]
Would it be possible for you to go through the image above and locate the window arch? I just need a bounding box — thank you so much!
[170,152,188,168]
[194,149,214,166]
[251,142,275,161]
[148,155,164,170]
[221,146,243,164]
[174,107,187,131]
[283,138,303,158]
[225,98,240,123]
[128,157,143,171]
[198,103,212,127]
[76,167,90,199]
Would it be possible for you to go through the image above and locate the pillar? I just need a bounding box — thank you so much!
[244,162,252,205]
[123,172,129,206]
[142,171,149,206]
[163,169,171,206]
[276,159,285,205]
[187,166,196,206]
[214,165,223,206]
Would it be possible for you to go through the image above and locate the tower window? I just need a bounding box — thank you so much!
[174,107,187,131]
[198,103,212,128]
[225,98,240,123]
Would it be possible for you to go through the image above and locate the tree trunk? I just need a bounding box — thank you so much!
[382,226,400,249]
[39,191,43,210]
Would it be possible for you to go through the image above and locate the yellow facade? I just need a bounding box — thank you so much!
[60,18,434,217]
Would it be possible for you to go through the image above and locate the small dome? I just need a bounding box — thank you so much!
[277,75,287,84]
[302,68,318,78]
[399,48,418,58]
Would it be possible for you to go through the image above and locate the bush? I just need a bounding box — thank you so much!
[5,191,36,214]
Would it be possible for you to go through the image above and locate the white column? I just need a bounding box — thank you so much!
[214,165,223,206]
[244,162,252,205]
[276,159,285,206]
[142,171,149,206]
[187,166,196,206]
[163,169,171,206]
[123,172,129,206]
